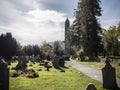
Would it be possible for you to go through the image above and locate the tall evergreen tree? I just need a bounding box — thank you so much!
[0,33,19,62]
[76,0,102,59]
[69,1,82,50]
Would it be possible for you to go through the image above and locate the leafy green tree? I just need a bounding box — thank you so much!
[103,24,120,56]
[32,45,40,56]
[22,45,33,56]
[22,45,40,56]
[116,23,120,37]
[117,23,120,55]
[40,42,52,57]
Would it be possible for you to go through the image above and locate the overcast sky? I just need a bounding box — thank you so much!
[0,0,120,45]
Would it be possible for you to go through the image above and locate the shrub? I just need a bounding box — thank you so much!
[11,72,19,77]
[119,63,120,66]
[37,68,42,71]
[79,51,85,61]
[11,67,16,70]
[26,72,39,78]
[15,64,22,70]
[29,64,32,66]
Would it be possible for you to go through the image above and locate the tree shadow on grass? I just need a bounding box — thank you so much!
[55,67,66,72]
[62,66,69,69]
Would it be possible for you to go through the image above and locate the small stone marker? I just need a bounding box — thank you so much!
[102,57,118,89]
[86,83,97,90]
[0,58,9,90]
[44,62,49,71]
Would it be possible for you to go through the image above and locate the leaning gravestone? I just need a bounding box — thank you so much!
[86,83,97,90]
[0,58,9,90]
[102,57,118,89]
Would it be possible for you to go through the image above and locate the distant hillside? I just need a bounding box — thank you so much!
[48,41,65,50]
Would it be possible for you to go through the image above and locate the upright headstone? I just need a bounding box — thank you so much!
[59,56,64,67]
[86,83,97,90]
[31,55,35,64]
[15,56,23,70]
[44,62,49,71]
[52,55,60,68]
[21,56,27,68]
[102,57,118,89]
[0,58,9,90]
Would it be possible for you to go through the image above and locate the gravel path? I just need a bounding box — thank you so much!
[66,60,120,88]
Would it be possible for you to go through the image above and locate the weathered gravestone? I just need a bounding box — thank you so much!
[21,56,27,69]
[86,83,97,90]
[44,62,49,71]
[15,56,27,70]
[15,56,22,70]
[59,56,65,67]
[52,55,60,68]
[102,57,118,89]
[0,58,9,90]
[31,55,35,64]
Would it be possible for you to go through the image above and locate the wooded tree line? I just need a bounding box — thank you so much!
[69,0,120,60]
[0,33,63,62]
[0,33,18,62]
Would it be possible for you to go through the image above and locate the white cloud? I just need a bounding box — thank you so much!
[0,0,72,45]
[26,9,66,26]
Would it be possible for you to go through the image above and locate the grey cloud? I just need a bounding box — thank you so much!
[0,0,22,25]
[38,0,78,17]
[0,27,9,34]
[46,20,56,27]
[0,0,39,26]
[4,0,35,12]
[0,0,77,26]
[100,0,120,28]
[0,0,76,45]
[0,14,10,25]
[46,20,65,29]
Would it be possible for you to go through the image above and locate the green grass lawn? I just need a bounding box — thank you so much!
[9,61,106,90]
[77,59,120,78]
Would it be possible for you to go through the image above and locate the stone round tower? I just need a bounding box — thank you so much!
[65,18,70,54]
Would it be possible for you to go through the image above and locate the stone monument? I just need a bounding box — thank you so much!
[102,57,118,89]
[65,18,70,54]
[52,55,60,68]
[0,58,9,90]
